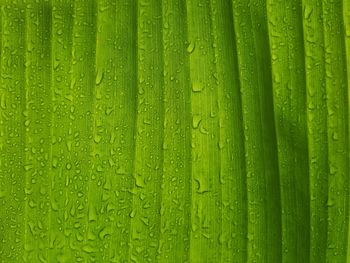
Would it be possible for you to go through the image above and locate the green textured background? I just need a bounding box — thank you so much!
[0,0,349,262]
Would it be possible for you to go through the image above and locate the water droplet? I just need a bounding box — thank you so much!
[82,245,96,253]
[64,94,74,102]
[52,157,58,168]
[187,41,195,53]
[89,204,97,221]
[129,209,136,218]
[96,69,104,85]
[192,82,202,92]
[192,115,201,129]
[304,6,313,19]
[98,226,111,240]
[94,134,102,143]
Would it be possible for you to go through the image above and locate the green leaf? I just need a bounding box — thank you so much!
[0,0,349,262]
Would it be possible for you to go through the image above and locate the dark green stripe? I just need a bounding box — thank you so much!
[302,0,329,261]
[0,2,26,262]
[49,0,75,262]
[267,0,310,262]
[211,0,248,261]
[111,0,137,261]
[24,1,53,261]
[344,0,350,258]
[231,0,282,261]
[158,0,192,262]
[129,0,165,261]
[323,0,349,261]
[68,0,97,261]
